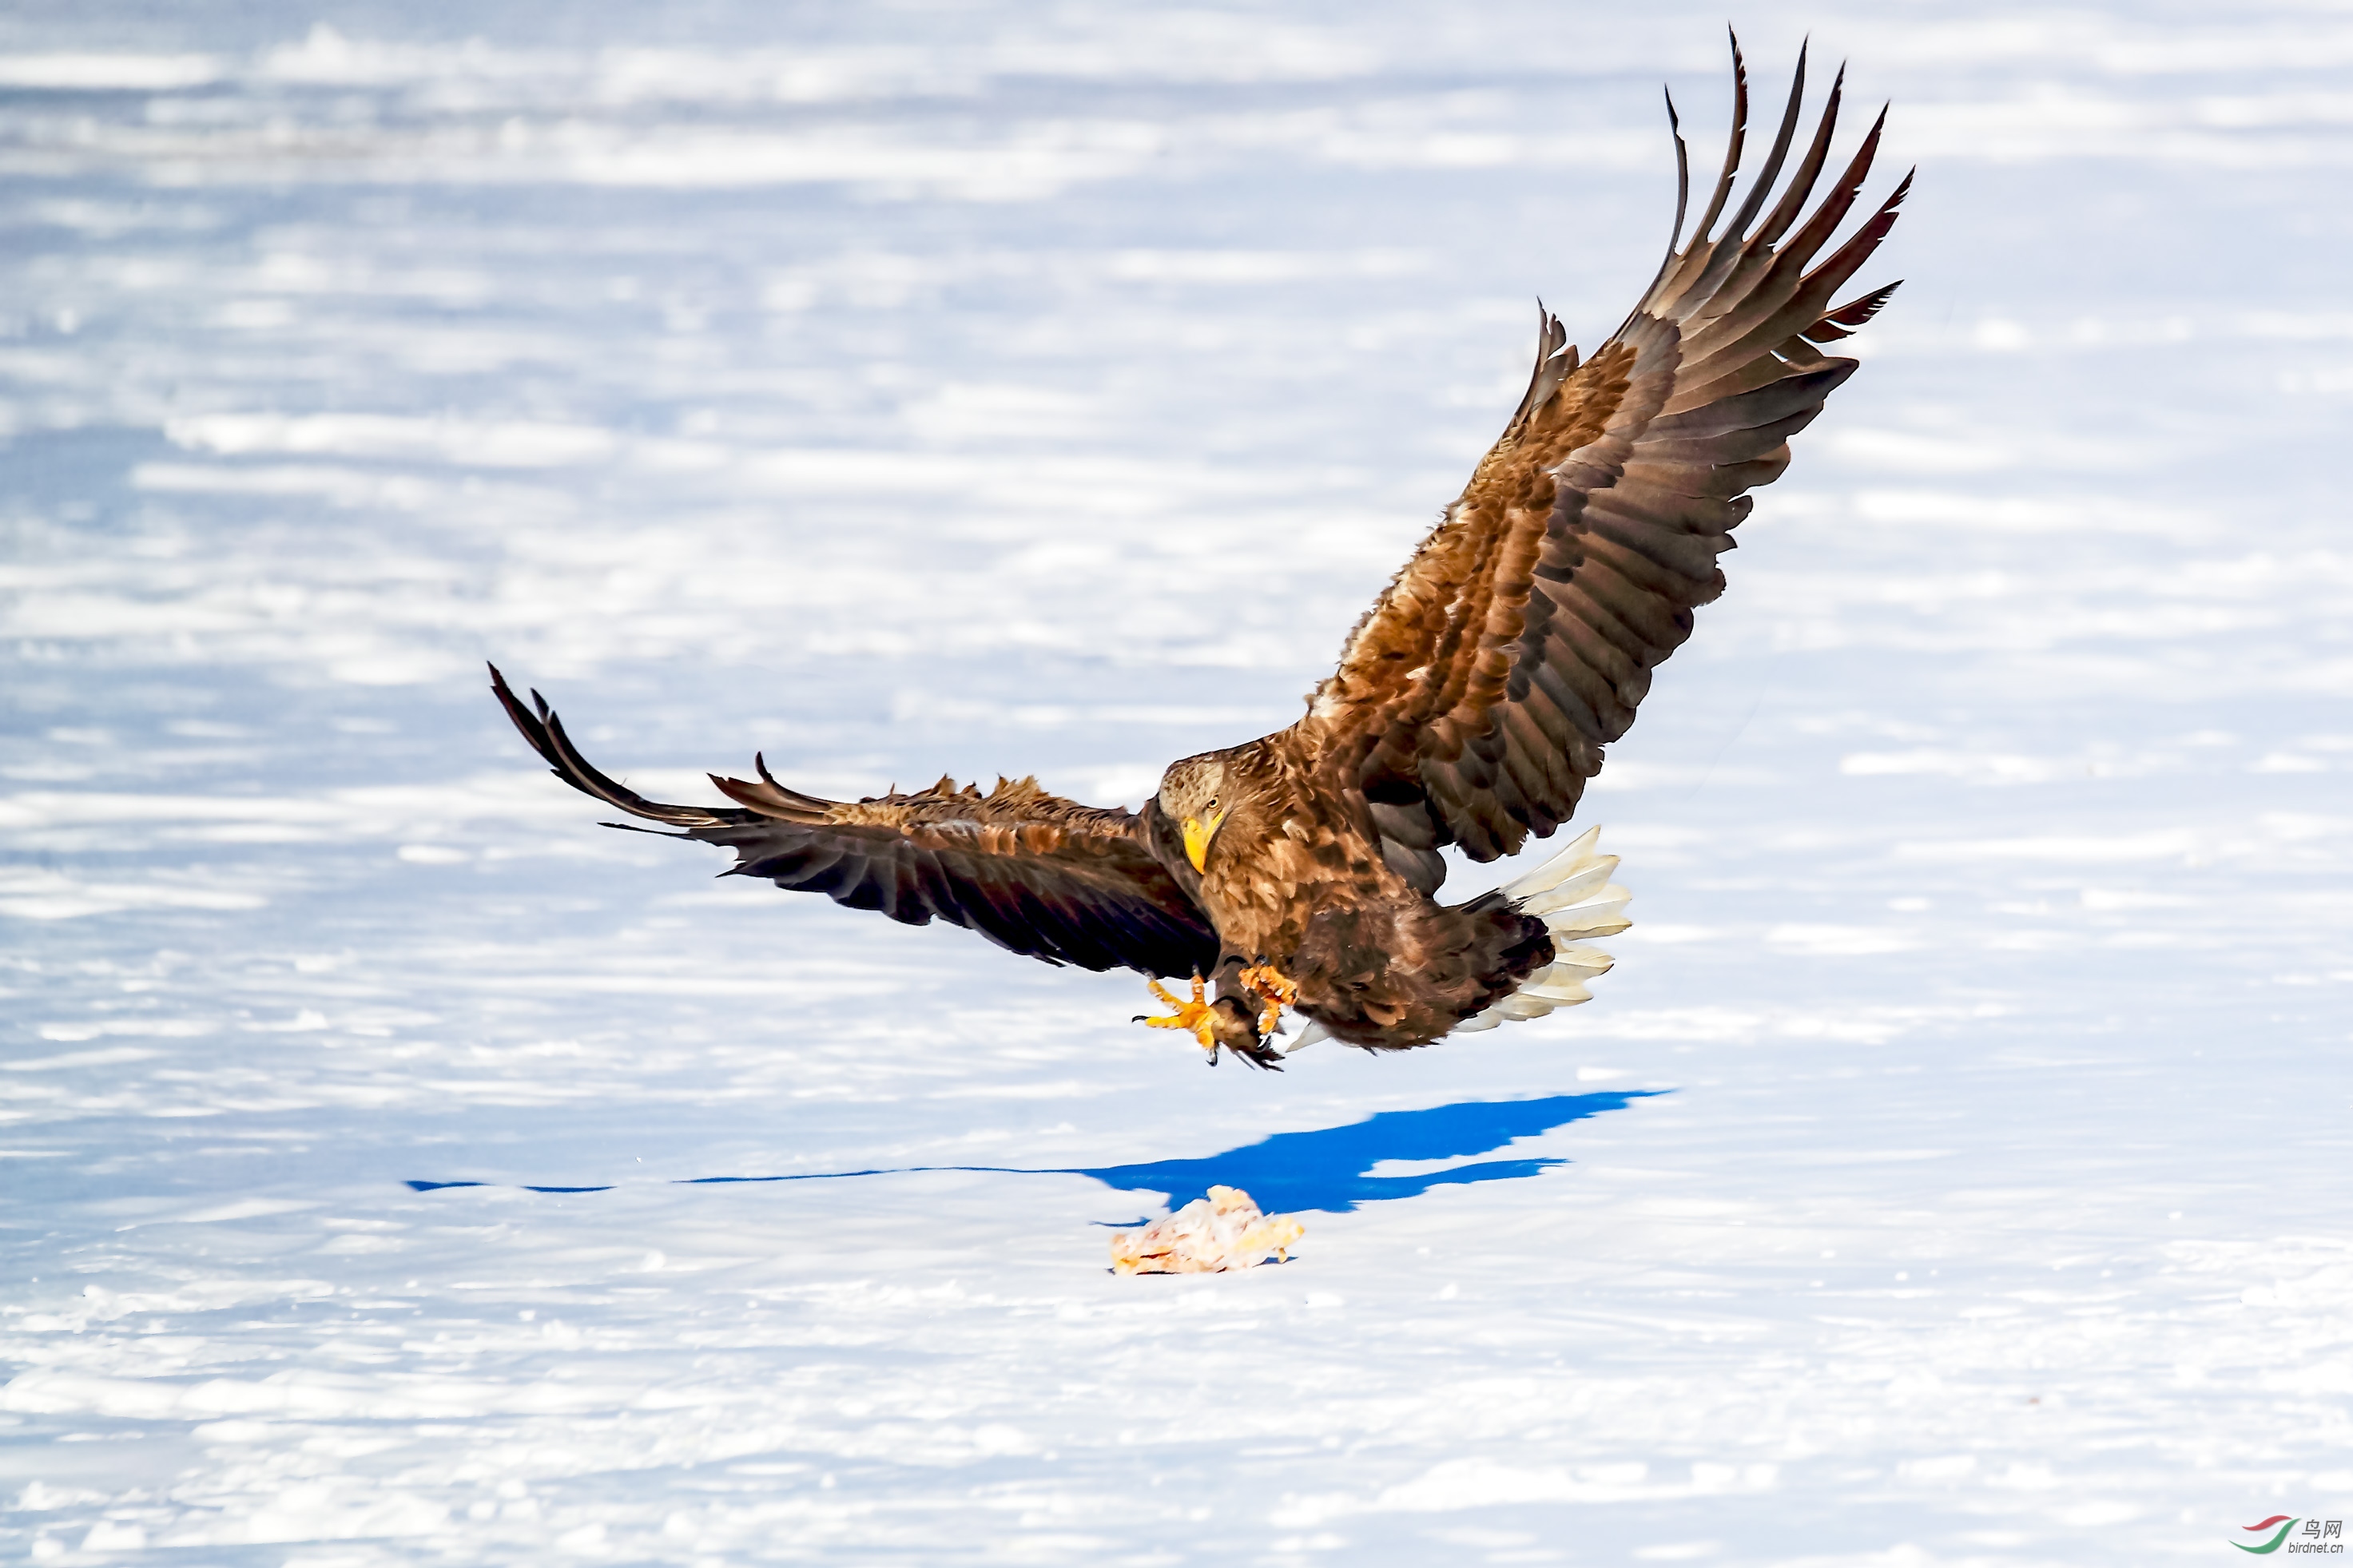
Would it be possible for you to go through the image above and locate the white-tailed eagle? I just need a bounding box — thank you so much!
[494,42,1905,1068]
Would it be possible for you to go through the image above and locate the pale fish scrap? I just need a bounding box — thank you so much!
[1110,1185,1303,1275]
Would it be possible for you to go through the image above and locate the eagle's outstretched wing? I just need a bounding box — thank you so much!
[491,666,1220,977]
[1305,41,1906,883]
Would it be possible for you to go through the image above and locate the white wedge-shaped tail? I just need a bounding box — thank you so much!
[1449,825,1629,1036]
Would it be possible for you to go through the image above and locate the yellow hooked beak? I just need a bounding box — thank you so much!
[1182,808,1226,874]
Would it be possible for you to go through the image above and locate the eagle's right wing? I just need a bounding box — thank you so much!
[492,667,1221,978]
[1304,41,1906,881]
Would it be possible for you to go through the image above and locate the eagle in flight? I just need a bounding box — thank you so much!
[494,42,1906,1069]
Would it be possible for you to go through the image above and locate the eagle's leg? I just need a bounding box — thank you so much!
[1137,972,1278,1066]
[1137,975,1222,1054]
[1238,963,1301,1038]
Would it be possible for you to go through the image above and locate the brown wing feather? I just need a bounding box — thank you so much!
[1302,40,1906,868]
[491,666,1219,976]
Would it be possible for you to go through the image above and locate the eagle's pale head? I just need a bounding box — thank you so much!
[1156,752,1234,873]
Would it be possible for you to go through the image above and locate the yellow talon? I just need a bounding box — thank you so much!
[1139,974,1220,1053]
[1238,963,1299,1038]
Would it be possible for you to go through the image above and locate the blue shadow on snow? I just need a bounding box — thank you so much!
[1059,1090,1658,1214]
[408,1092,1659,1216]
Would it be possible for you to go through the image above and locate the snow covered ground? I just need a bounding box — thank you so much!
[3,2,2350,1561]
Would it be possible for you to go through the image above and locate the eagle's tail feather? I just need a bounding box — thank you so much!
[1451,827,1631,1035]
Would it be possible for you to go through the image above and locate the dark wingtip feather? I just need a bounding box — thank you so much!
[1616,84,1693,341]
[1688,30,1751,248]
[1801,279,1902,341]
[1797,164,1910,304]
[1663,86,1690,250]
[487,667,741,828]
[604,819,693,840]
[1688,41,1813,301]
[1771,99,1890,279]
[1752,62,1846,249]
[487,661,563,772]
[1723,38,1807,245]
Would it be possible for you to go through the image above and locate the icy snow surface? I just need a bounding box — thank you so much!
[3,2,2351,1562]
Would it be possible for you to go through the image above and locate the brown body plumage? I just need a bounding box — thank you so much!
[493,41,1906,1068]
[1154,740,1556,1051]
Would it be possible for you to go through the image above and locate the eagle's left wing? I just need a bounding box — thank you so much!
[1302,42,1906,882]
[492,667,1221,978]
